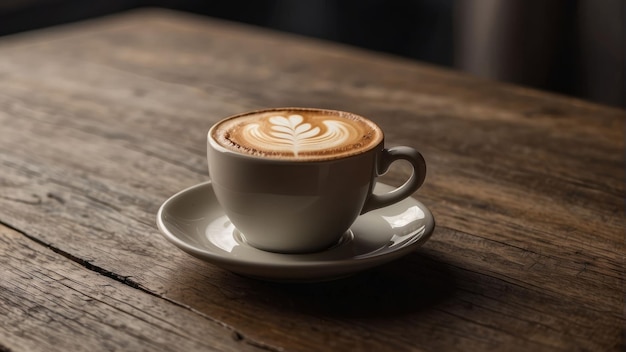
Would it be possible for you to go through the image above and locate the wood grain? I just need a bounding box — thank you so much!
[0,224,266,352]
[0,8,623,352]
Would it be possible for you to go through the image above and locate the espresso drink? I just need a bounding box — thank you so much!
[211,108,383,161]
[208,107,426,253]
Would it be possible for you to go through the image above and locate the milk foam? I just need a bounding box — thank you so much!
[212,109,382,160]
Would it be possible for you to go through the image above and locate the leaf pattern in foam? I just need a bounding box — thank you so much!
[269,115,321,146]
[243,114,354,156]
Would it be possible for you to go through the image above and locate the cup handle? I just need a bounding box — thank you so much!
[361,146,426,214]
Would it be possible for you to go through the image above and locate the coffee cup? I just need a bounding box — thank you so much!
[207,107,426,253]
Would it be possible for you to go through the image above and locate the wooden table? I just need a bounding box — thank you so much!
[1,9,623,352]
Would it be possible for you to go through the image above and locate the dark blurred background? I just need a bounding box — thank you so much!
[0,0,623,107]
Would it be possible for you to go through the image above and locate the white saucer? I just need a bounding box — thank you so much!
[157,181,435,282]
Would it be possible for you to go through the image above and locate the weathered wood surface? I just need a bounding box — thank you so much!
[0,8,623,352]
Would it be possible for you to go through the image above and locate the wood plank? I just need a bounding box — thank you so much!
[0,224,269,352]
[0,9,623,351]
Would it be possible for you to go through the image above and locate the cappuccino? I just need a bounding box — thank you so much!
[211,108,383,161]
[207,107,427,253]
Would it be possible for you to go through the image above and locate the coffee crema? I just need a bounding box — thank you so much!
[211,109,383,161]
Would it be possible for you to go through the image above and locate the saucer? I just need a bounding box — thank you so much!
[157,181,435,282]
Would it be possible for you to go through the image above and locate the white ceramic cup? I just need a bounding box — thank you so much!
[207,108,426,253]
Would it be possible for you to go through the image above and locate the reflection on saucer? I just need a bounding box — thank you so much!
[383,205,425,228]
[206,216,237,253]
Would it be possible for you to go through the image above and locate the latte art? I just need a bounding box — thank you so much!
[245,114,356,157]
[211,109,383,160]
